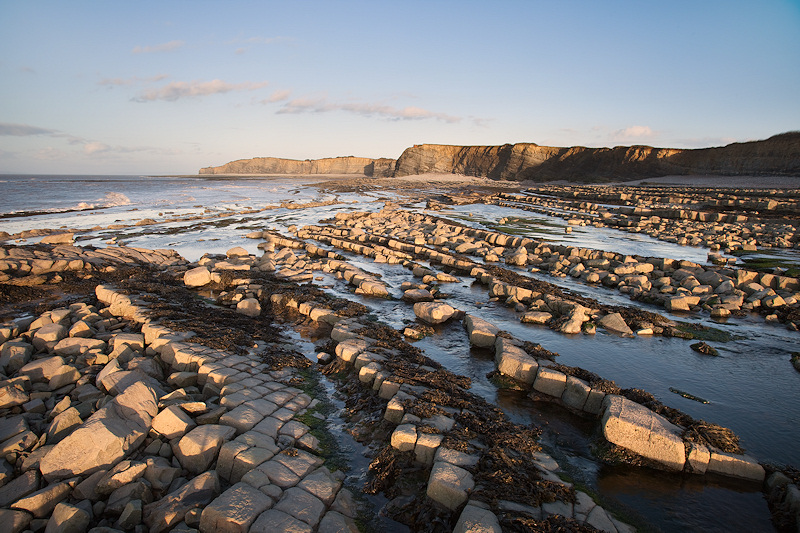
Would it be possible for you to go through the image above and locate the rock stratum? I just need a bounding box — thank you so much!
[199,156,396,177]
[394,132,800,181]
[199,131,800,182]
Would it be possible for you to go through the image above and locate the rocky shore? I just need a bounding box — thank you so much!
[1,178,799,532]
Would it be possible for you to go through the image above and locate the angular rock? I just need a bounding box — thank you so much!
[31,324,68,351]
[236,298,262,317]
[152,404,196,440]
[454,503,502,533]
[0,470,40,507]
[273,487,326,528]
[250,509,312,533]
[464,315,499,348]
[44,502,91,533]
[39,382,157,482]
[706,449,765,481]
[0,341,33,374]
[97,460,147,495]
[601,395,685,471]
[19,356,65,382]
[597,312,633,335]
[199,481,273,533]
[174,424,236,474]
[413,302,456,325]
[0,509,32,533]
[533,366,567,398]
[11,479,75,518]
[143,471,220,533]
[46,407,82,445]
[427,461,474,510]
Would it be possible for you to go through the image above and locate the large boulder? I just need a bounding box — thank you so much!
[601,395,685,471]
[39,382,158,482]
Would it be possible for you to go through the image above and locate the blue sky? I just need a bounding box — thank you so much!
[1,0,798,174]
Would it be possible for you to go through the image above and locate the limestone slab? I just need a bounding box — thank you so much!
[199,481,273,533]
[601,395,685,471]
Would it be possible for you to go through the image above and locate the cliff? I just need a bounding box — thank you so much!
[199,156,396,177]
[393,132,800,181]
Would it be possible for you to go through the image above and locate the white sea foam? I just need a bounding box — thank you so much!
[102,192,131,207]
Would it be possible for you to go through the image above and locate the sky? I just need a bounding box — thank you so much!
[1,0,799,175]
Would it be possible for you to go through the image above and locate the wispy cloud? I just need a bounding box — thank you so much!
[83,142,110,155]
[132,40,185,54]
[98,74,169,87]
[264,89,291,103]
[0,122,57,136]
[275,97,462,123]
[133,79,269,102]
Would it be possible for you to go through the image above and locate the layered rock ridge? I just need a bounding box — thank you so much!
[199,156,396,177]
[393,132,800,181]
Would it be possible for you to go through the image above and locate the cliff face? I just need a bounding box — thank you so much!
[199,156,396,177]
[393,132,800,181]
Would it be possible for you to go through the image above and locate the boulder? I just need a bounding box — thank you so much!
[236,298,262,317]
[427,461,474,510]
[184,266,212,287]
[44,502,90,533]
[597,313,633,336]
[402,288,434,303]
[174,425,236,474]
[143,471,220,533]
[601,395,685,471]
[39,382,158,482]
[413,302,456,325]
[454,503,502,533]
[0,341,33,374]
[495,340,538,385]
[152,404,196,440]
[464,315,499,348]
[31,324,68,351]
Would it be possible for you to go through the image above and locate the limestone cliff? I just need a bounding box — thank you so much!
[199,156,396,177]
[393,132,800,181]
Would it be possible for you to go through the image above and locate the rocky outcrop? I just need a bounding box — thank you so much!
[393,132,800,181]
[199,156,396,177]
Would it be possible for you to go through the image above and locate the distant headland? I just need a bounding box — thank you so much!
[199,131,800,182]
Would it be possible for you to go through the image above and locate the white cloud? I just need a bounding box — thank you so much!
[133,79,269,102]
[613,125,656,141]
[98,74,169,87]
[275,97,462,123]
[0,122,56,136]
[132,40,185,54]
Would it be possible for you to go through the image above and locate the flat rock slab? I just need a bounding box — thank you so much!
[601,395,686,471]
[251,509,312,533]
[200,481,273,533]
